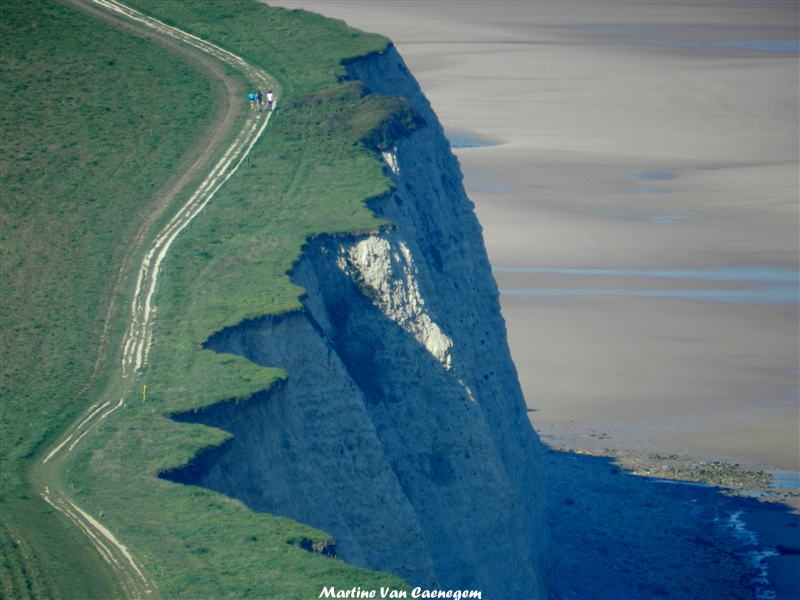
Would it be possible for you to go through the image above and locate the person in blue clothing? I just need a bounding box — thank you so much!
[256,90,263,112]
[248,92,256,110]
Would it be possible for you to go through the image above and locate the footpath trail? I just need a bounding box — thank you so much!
[30,1,277,597]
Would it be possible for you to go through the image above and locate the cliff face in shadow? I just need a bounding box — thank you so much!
[164,45,552,599]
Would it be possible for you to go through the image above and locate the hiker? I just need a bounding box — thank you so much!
[248,92,256,110]
[266,90,274,111]
[256,90,263,111]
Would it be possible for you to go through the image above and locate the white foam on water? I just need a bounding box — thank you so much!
[725,511,779,600]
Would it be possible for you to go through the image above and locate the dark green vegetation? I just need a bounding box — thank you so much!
[3,0,417,597]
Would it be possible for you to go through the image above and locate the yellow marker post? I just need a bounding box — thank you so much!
[142,384,147,402]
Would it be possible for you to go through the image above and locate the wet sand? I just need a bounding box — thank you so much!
[271,0,799,474]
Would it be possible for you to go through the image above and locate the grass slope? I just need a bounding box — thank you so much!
[0,0,221,493]
[4,0,419,597]
[1,0,231,595]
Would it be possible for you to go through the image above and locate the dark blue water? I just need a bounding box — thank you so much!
[631,170,679,181]
[563,25,800,54]
[494,267,800,304]
[461,168,515,193]
[500,287,799,304]
[647,214,692,223]
[495,267,798,282]
[712,40,799,53]
[767,471,800,490]
[446,133,496,149]
[569,208,694,223]
[613,38,799,53]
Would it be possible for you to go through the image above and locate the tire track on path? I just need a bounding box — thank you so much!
[96,0,278,377]
[33,2,278,596]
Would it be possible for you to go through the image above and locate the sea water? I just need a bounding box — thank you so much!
[495,267,800,305]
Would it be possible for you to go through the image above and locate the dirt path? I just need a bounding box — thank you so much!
[31,1,278,597]
[90,0,277,377]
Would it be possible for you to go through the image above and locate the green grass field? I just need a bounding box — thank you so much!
[2,0,417,597]
[1,0,231,595]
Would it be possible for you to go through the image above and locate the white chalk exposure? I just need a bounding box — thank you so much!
[382,149,400,174]
[338,236,452,369]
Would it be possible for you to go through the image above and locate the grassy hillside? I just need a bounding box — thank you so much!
[3,0,418,597]
[0,0,225,495]
[0,0,232,595]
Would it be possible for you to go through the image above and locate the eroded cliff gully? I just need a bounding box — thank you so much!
[164,45,553,599]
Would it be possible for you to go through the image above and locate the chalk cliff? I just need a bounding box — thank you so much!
[167,45,552,599]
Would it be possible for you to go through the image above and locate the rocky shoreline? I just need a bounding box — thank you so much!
[544,447,799,599]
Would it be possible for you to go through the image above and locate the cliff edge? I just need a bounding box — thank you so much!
[167,45,552,599]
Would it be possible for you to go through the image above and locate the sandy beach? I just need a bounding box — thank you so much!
[271,0,798,473]
[270,1,799,595]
